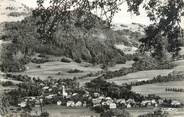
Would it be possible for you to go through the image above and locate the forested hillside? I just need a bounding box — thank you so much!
[0,9,144,72]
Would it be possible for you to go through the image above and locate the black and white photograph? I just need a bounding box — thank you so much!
[0,0,184,117]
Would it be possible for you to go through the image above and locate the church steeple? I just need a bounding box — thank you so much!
[62,85,68,97]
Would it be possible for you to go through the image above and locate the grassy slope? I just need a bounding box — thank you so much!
[132,81,184,103]
[131,49,184,104]
[32,105,100,117]
[108,69,173,85]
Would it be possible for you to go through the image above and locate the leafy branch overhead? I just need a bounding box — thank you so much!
[34,0,184,58]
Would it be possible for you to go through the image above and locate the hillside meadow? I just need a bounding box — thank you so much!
[132,81,184,104]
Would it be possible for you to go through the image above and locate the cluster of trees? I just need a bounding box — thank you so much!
[85,77,144,102]
[60,57,71,63]
[1,81,15,87]
[100,109,131,117]
[132,56,175,71]
[166,88,184,92]
[138,109,168,117]
[5,74,32,82]
[130,74,184,86]
[103,57,174,79]
[77,71,103,80]
[31,58,50,64]
[67,69,83,73]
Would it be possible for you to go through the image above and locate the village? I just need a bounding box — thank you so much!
[1,73,183,116]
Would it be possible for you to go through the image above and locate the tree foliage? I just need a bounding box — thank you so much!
[139,0,184,58]
[34,0,184,58]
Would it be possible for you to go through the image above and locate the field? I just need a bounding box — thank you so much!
[173,60,184,74]
[31,105,100,117]
[130,59,184,103]
[107,58,184,85]
[10,60,133,84]
[12,61,101,80]
[127,108,184,117]
[107,69,173,85]
[132,81,184,103]
[108,60,134,71]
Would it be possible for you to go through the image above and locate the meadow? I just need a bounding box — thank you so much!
[132,81,184,103]
[32,105,100,117]
[107,69,173,85]
[13,61,101,80]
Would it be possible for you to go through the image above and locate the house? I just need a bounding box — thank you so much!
[98,96,105,100]
[57,101,62,105]
[105,97,112,100]
[141,100,151,107]
[116,99,126,104]
[92,98,102,106]
[25,96,36,101]
[126,99,135,104]
[83,101,87,107]
[109,103,117,109]
[48,88,52,92]
[151,99,156,104]
[126,103,131,108]
[42,86,49,90]
[45,94,55,99]
[18,101,27,108]
[67,101,75,107]
[83,93,89,98]
[72,93,78,96]
[93,93,100,98]
[35,100,41,107]
[75,101,82,107]
[158,99,164,105]
[171,100,181,107]
[105,100,114,106]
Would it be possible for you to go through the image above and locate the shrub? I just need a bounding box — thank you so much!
[74,58,82,63]
[8,12,28,17]
[101,109,131,117]
[61,57,71,63]
[31,58,49,64]
[40,112,49,117]
[1,81,14,87]
[0,62,26,72]
[67,69,83,73]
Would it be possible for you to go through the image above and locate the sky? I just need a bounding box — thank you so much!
[18,0,183,27]
[18,0,150,25]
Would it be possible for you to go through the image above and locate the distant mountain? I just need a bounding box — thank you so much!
[111,23,145,54]
[0,0,31,23]
[112,23,145,34]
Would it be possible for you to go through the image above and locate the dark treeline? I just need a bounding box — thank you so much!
[103,59,174,79]
[138,109,168,117]
[166,88,184,92]
[129,74,184,86]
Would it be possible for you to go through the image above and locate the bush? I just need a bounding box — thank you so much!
[74,58,82,63]
[2,81,14,87]
[101,109,131,117]
[38,54,47,58]
[67,69,83,73]
[8,12,28,17]
[138,109,168,117]
[0,62,26,72]
[31,58,49,64]
[61,57,71,63]
[40,112,49,117]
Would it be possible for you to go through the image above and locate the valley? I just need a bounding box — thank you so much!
[0,0,184,117]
